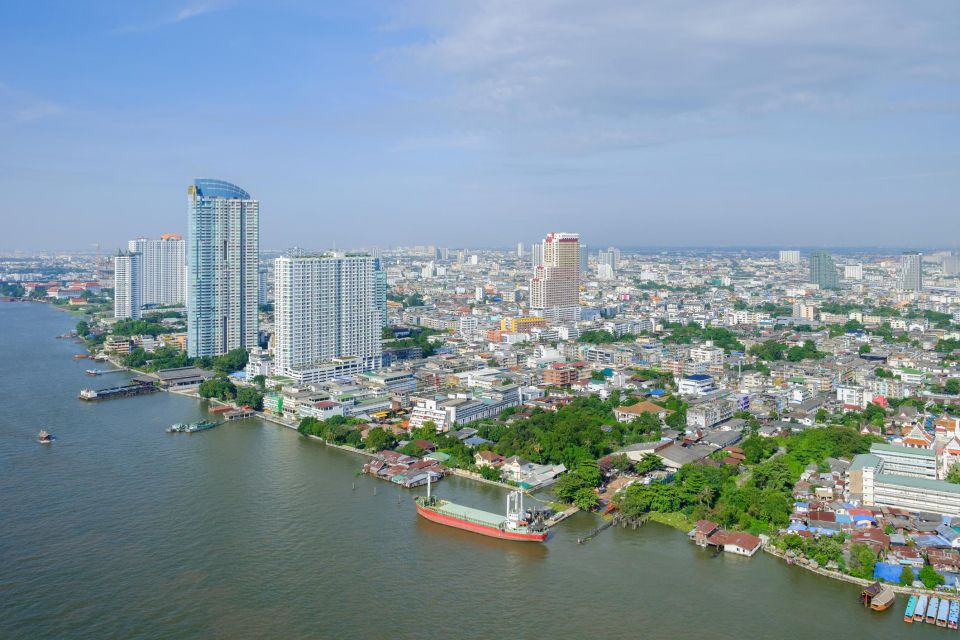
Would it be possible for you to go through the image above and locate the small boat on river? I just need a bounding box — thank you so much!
[904,594,917,623]
[915,594,928,622]
[38,430,54,443]
[926,596,939,624]
[167,421,219,434]
[937,598,950,627]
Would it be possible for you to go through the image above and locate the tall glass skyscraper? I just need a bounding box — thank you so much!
[809,251,839,290]
[187,179,259,358]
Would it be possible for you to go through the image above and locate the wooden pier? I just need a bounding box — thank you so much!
[578,517,616,544]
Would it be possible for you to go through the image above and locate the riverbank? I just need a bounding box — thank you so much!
[78,325,932,602]
[7,299,935,639]
[764,544,952,598]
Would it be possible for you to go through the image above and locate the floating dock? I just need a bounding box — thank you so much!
[224,408,255,420]
[79,380,157,401]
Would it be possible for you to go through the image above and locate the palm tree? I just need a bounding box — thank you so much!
[697,485,715,508]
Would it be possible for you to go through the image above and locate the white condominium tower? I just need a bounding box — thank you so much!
[113,252,141,320]
[127,233,186,307]
[898,251,923,292]
[598,246,620,272]
[530,242,544,270]
[187,179,259,358]
[779,250,801,265]
[530,232,581,323]
[274,254,383,384]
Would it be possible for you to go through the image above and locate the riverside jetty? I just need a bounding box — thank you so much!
[78,380,157,401]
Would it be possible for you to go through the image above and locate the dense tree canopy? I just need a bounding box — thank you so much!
[198,375,236,402]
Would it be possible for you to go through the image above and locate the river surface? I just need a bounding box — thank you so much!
[0,302,938,639]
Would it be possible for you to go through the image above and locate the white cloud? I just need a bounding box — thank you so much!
[384,0,960,152]
[0,84,65,124]
[114,2,224,33]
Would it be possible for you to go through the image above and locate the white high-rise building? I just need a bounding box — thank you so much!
[127,234,186,307]
[598,247,620,272]
[531,243,544,270]
[596,263,614,280]
[898,252,923,292]
[187,179,259,358]
[113,252,141,320]
[943,254,960,276]
[779,250,801,265]
[273,254,382,384]
[792,302,817,321]
[530,232,581,323]
[844,264,863,280]
[516,242,524,258]
[458,315,479,339]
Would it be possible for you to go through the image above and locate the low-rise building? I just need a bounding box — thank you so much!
[614,400,671,423]
[678,374,716,396]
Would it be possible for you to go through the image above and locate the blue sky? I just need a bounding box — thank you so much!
[1,1,958,252]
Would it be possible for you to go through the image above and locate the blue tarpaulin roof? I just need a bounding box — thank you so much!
[874,563,915,582]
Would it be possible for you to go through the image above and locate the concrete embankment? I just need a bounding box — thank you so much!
[764,545,943,597]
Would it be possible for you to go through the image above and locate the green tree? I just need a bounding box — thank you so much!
[858,343,871,354]
[634,453,665,475]
[848,543,876,579]
[235,386,263,410]
[575,459,602,487]
[212,348,249,374]
[554,472,590,503]
[946,465,960,484]
[573,487,599,511]
[75,320,90,337]
[198,375,236,401]
[946,379,960,395]
[899,565,915,586]
[111,319,170,337]
[252,374,266,390]
[398,442,424,457]
[365,427,397,452]
[751,459,794,492]
[298,417,321,436]
[919,565,945,589]
[479,465,501,481]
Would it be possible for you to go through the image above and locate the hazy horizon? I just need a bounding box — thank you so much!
[2,1,958,252]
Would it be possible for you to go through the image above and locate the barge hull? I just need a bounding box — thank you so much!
[416,504,548,542]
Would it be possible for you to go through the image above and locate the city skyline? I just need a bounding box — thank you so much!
[2,1,959,251]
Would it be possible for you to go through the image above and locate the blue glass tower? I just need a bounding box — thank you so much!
[187,179,259,358]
